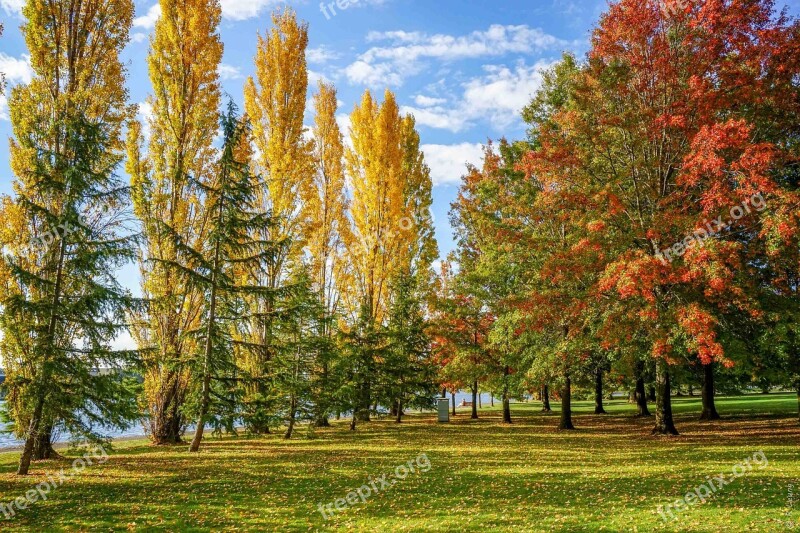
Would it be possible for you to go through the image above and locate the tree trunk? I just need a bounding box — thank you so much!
[647,384,656,402]
[190,253,220,453]
[471,380,479,419]
[634,360,651,417]
[491,393,494,407]
[699,362,720,421]
[478,390,482,409]
[17,397,45,475]
[395,399,402,423]
[502,366,512,423]
[541,384,551,412]
[32,425,58,460]
[356,372,371,421]
[313,363,331,427]
[652,358,679,435]
[559,374,575,430]
[284,395,297,439]
[451,392,456,416]
[594,368,606,414]
[635,379,651,417]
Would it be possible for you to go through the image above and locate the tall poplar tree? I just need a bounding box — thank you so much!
[127,0,223,444]
[240,8,313,432]
[0,0,137,475]
[307,81,350,426]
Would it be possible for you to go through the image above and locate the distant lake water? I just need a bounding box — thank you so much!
[0,401,148,449]
[0,392,500,448]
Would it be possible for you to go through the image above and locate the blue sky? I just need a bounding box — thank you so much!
[1,0,799,273]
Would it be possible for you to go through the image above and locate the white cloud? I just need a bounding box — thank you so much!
[366,30,424,44]
[421,142,484,186]
[0,53,33,120]
[345,24,566,87]
[336,112,353,147]
[402,60,555,133]
[413,95,447,107]
[0,0,24,16]
[344,60,405,87]
[218,63,242,80]
[308,69,331,87]
[221,0,280,21]
[0,53,33,85]
[307,46,340,65]
[111,330,137,351]
[131,32,148,44]
[136,101,154,140]
[133,4,161,29]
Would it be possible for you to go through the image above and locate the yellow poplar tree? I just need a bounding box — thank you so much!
[400,115,438,285]
[306,81,351,426]
[1,0,135,474]
[126,0,222,444]
[239,8,313,432]
[308,81,351,325]
[344,89,407,324]
[243,8,314,266]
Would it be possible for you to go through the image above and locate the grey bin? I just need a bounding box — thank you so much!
[437,397,450,423]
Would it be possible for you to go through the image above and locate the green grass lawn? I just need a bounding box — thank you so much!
[0,394,798,532]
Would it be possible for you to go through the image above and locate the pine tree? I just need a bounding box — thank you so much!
[127,0,223,444]
[0,0,138,475]
[383,273,437,423]
[160,103,279,452]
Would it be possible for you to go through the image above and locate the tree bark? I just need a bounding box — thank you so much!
[478,389,482,409]
[699,362,720,421]
[541,384,551,412]
[33,425,58,460]
[395,399,402,423]
[284,395,297,439]
[490,393,494,407]
[451,392,456,416]
[559,374,575,430]
[17,397,45,475]
[502,366,512,423]
[634,360,651,417]
[190,246,221,453]
[471,380,479,419]
[356,373,371,422]
[594,367,606,414]
[652,358,679,435]
[313,363,331,427]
